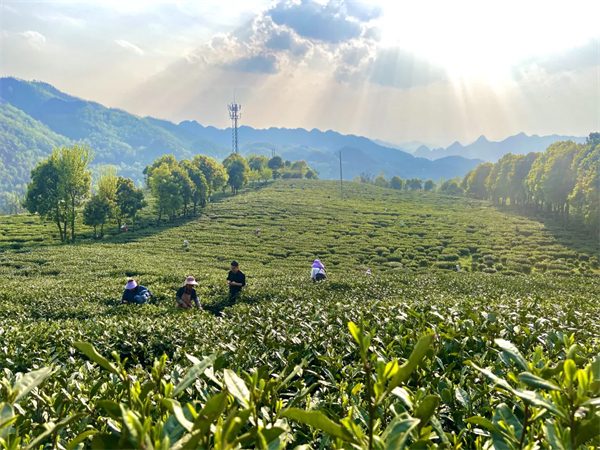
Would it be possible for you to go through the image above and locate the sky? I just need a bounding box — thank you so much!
[1,0,599,147]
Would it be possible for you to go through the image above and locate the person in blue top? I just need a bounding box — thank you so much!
[121,278,151,304]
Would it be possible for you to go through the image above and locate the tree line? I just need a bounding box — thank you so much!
[24,146,318,240]
[353,172,458,193]
[461,133,599,236]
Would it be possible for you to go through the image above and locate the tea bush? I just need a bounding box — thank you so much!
[0,181,599,449]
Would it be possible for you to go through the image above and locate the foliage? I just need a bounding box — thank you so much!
[1,180,599,448]
[223,153,250,194]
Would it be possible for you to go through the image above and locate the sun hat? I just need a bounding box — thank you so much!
[185,276,198,285]
[312,259,324,269]
[125,279,137,289]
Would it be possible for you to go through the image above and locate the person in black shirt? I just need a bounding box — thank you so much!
[226,261,246,304]
[176,276,201,310]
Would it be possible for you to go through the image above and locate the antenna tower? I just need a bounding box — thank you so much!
[228,95,241,154]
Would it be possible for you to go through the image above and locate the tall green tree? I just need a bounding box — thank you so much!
[115,176,146,230]
[424,179,436,192]
[150,163,182,225]
[406,178,423,191]
[223,153,250,194]
[51,145,93,242]
[192,155,228,196]
[439,178,463,196]
[268,156,284,179]
[143,154,179,186]
[180,159,208,214]
[25,159,68,242]
[464,163,492,199]
[171,164,194,218]
[374,172,388,188]
[247,154,268,172]
[389,176,404,190]
[570,137,599,237]
[83,194,112,237]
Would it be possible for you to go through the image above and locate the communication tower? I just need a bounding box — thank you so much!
[228,97,241,154]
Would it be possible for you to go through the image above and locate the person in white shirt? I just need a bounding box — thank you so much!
[311,259,327,282]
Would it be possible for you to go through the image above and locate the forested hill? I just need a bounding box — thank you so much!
[0,77,481,199]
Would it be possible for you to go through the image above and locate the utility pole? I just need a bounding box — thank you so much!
[227,94,241,154]
[339,150,344,200]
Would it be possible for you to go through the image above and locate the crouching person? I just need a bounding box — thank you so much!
[176,276,201,310]
[122,278,151,304]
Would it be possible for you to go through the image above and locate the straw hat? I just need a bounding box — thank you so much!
[125,279,138,289]
[185,276,198,285]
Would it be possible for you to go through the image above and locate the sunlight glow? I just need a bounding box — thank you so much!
[377,0,599,80]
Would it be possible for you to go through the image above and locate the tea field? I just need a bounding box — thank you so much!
[1,180,599,449]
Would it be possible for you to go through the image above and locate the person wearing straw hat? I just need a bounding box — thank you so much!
[311,259,327,282]
[121,278,152,304]
[176,276,201,309]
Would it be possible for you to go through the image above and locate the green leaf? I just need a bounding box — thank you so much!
[382,417,419,450]
[0,403,16,439]
[348,322,362,346]
[514,389,566,419]
[281,408,356,443]
[391,387,413,410]
[455,387,471,411]
[97,400,122,421]
[387,334,434,394]
[192,391,229,438]
[414,395,440,429]
[429,416,450,444]
[160,398,194,432]
[465,416,501,433]
[517,372,560,391]
[172,354,216,397]
[25,413,85,450]
[66,430,99,450]
[223,369,250,407]
[470,363,515,393]
[494,339,529,372]
[91,433,121,450]
[574,415,600,448]
[544,422,567,450]
[12,367,56,403]
[73,342,120,377]
[494,404,522,441]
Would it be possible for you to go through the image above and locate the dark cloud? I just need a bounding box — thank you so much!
[228,53,278,74]
[370,47,448,89]
[268,0,362,44]
[512,39,599,79]
[265,30,293,50]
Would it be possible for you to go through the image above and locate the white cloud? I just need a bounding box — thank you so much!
[115,39,145,56]
[18,30,46,50]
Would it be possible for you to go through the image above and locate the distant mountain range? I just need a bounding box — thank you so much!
[0,77,486,194]
[1,76,584,198]
[413,133,586,161]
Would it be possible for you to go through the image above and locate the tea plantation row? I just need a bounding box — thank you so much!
[0,181,598,449]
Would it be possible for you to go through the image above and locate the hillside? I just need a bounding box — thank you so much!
[1,181,598,448]
[415,132,587,161]
[0,77,481,197]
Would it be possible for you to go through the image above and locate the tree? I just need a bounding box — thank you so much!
[389,176,404,190]
[464,163,492,199]
[570,138,599,237]
[291,160,308,177]
[171,165,194,218]
[261,167,273,182]
[509,153,538,205]
[115,177,146,230]
[439,178,463,196]
[406,178,423,191]
[374,172,388,188]
[540,141,580,224]
[305,168,318,180]
[25,159,68,242]
[143,154,179,187]
[51,145,93,242]
[223,153,250,194]
[192,155,228,195]
[249,170,261,186]
[150,163,182,225]
[268,156,284,179]
[355,172,374,184]
[96,165,118,225]
[180,159,208,214]
[83,194,112,237]
[424,179,436,192]
[247,154,268,172]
